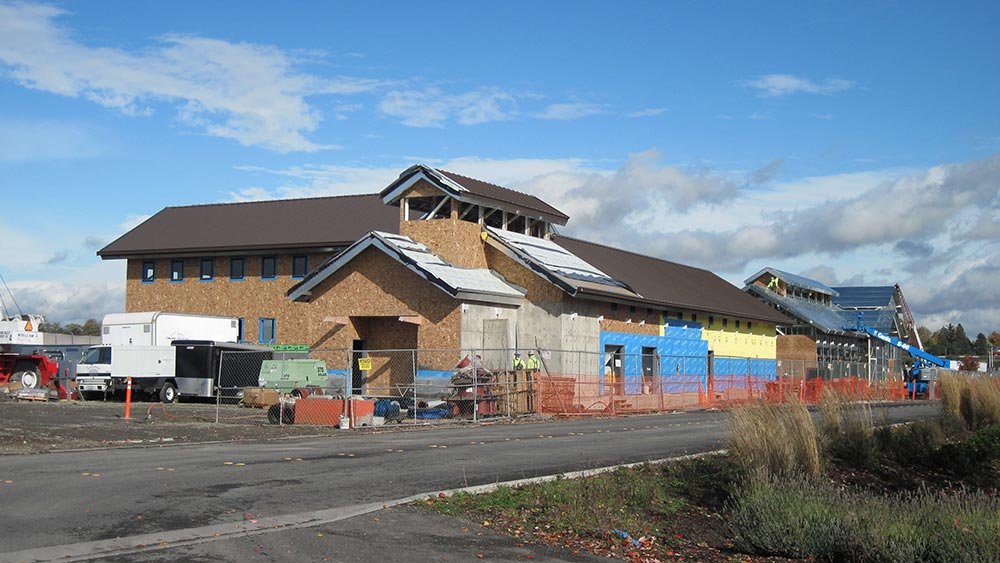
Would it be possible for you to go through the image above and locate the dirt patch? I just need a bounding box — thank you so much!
[0,396,539,454]
[0,399,347,454]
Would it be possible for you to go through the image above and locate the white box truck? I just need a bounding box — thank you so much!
[77,312,239,402]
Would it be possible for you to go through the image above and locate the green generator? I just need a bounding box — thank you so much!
[258,359,328,390]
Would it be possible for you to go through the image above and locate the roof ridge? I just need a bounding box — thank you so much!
[436,168,547,203]
[167,192,381,211]
[554,234,713,274]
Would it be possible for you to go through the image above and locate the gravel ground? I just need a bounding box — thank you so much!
[0,396,533,455]
[0,398,362,454]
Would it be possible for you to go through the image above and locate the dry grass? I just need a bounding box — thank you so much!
[939,373,1000,430]
[819,388,879,466]
[730,399,821,482]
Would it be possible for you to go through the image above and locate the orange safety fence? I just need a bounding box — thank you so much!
[532,372,920,417]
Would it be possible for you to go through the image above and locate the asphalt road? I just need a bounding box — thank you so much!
[0,402,939,562]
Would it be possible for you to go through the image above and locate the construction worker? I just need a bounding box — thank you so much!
[511,352,526,370]
[767,276,780,291]
[526,351,540,371]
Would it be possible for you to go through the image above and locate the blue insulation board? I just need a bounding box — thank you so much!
[712,358,778,391]
[600,329,709,394]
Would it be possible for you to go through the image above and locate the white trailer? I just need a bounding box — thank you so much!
[100,312,239,346]
[77,312,239,401]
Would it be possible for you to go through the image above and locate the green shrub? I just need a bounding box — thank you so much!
[936,423,1000,476]
[820,390,879,467]
[728,479,1000,563]
[727,478,842,559]
[874,417,956,466]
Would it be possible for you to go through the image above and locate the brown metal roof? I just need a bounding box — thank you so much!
[379,164,569,225]
[98,194,399,258]
[436,169,570,223]
[552,235,793,324]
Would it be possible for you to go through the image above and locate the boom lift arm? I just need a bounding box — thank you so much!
[845,313,950,396]
[859,325,950,369]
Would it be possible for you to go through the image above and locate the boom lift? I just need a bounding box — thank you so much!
[846,313,951,397]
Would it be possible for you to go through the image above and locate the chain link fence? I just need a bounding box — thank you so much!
[203,347,919,425]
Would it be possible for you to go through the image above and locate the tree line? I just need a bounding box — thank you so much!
[38,319,101,337]
[917,324,1000,358]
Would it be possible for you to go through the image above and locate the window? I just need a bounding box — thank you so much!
[199,258,214,281]
[259,318,276,344]
[261,256,277,279]
[735,320,741,330]
[141,261,155,283]
[230,257,245,281]
[708,316,714,327]
[610,303,618,312]
[292,255,308,279]
[676,312,683,320]
[237,318,245,343]
[722,318,728,329]
[170,259,184,282]
[748,321,753,331]
[692,314,698,323]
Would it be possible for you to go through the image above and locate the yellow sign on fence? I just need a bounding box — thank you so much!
[357,357,372,371]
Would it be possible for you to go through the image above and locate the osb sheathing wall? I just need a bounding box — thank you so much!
[484,245,563,304]
[305,247,461,367]
[399,178,443,200]
[126,249,461,366]
[400,218,487,269]
[126,253,332,344]
[599,303,661,336]
[776,335,818,363]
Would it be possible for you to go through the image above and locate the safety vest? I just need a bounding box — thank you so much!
[526,355,540,370]
[512,356,526,370]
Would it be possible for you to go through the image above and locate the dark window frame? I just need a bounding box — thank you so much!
[291,255,308,279]
[230,257,245,281]
[141,260,155,283]
[199,258,214,281]
[170,259,184,282]
[259,317,276,344]
[260,256,277,280]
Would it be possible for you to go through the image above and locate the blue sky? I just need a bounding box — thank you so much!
[1,1,999,336]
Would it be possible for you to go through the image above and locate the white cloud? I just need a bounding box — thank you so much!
[627,107,667,118]
[377,88,612,127]
[0,2,382,152]
[230,164,404,199]
[5,280,124,324]
[378,88,518,127]
[534,102,605,120]
[740,74,856,97]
